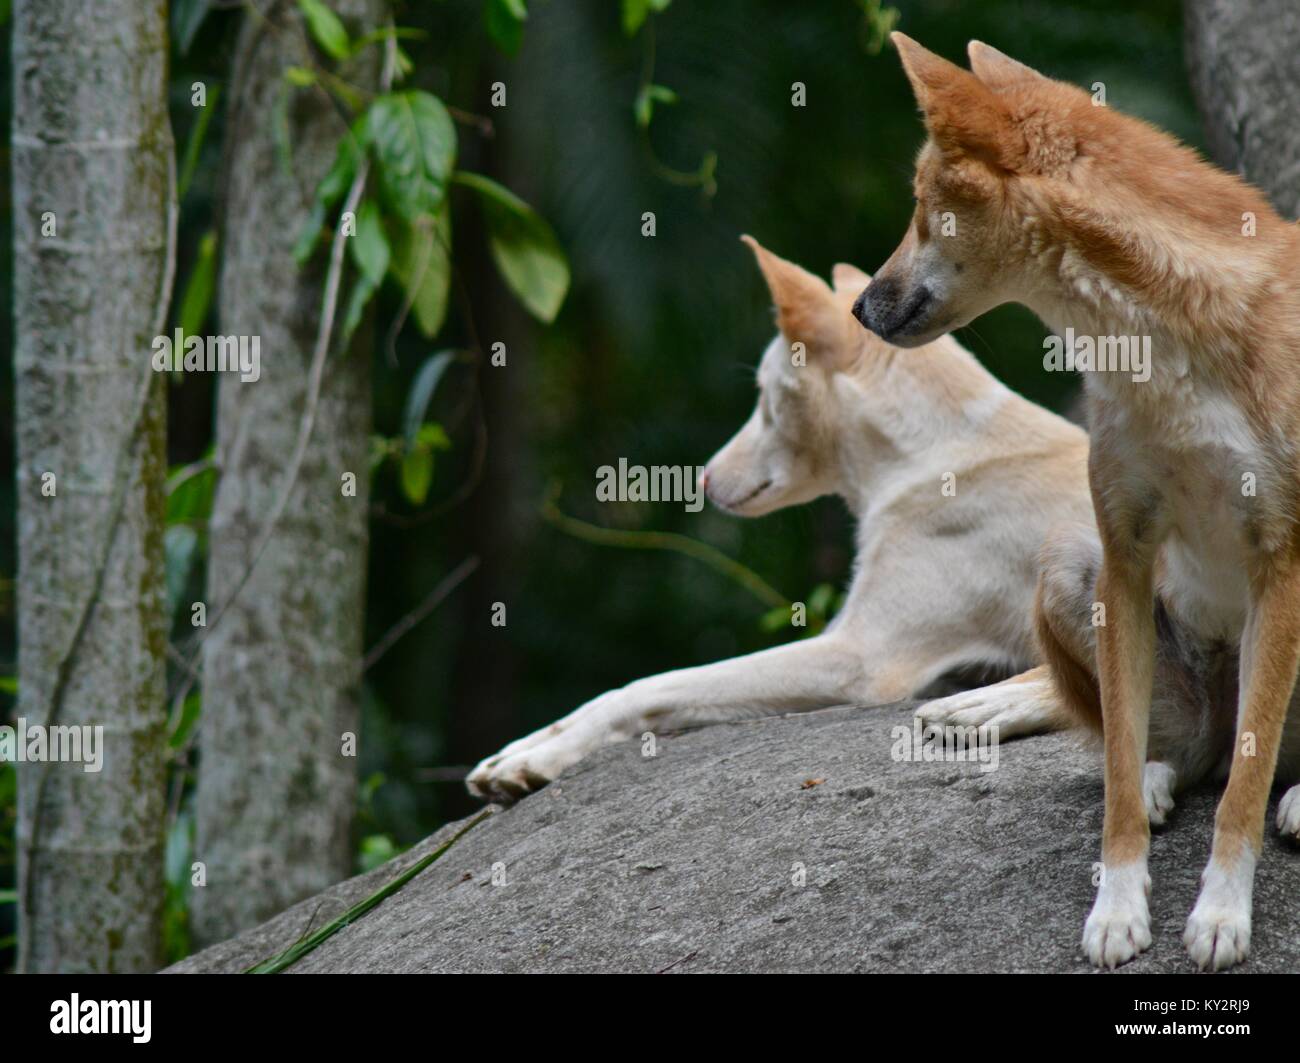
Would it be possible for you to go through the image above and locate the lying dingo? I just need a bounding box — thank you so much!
[467,235,1090,803]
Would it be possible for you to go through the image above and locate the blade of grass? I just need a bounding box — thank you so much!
[246,810,491,973]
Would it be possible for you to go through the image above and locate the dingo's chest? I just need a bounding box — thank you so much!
[1089,377,1264,635]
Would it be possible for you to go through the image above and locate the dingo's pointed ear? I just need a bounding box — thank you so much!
[967,40,1045,92]
[741,235,841,349]
[831,263,871,293]
[891,32,1025,170]
[892,32,966,107]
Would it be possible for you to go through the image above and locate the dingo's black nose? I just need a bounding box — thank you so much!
[853,277,930,343]
[851,287,872,328]
[852,278,896,337]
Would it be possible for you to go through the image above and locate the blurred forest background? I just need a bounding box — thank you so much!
[0,0,1200,968]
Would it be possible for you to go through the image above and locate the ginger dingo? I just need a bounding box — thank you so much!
[856,33,1300,970]
[468,235,1089,801]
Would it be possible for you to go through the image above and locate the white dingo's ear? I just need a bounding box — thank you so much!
[740,235,845,356]
[831,263,871,294]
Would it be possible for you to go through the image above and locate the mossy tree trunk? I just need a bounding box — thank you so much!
[11,0,171,972]
[192,0,386,946]
[1185,0,1300,218]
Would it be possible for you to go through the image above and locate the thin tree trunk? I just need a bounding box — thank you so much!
[11,0,171,972]
[192,0,385,946]
[1184,0,1300,218]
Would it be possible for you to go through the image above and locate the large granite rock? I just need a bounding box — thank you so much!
[169,703,1300,973]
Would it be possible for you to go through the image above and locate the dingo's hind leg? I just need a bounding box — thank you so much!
[1035,522,1104,732]
[915,666,1069,739]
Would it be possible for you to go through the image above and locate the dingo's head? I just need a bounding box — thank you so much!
[853,34,1099,346]
[702,236,873,517]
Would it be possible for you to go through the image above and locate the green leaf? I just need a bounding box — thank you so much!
[284,65,317,87]
[403,352,456,445]
[348,26,428,53]
[367,91,457,221]
[168,691,202,751]
[164,525,199,623]
[388,204,452,338]
[393,43,414,81]
[177,230,218,348]
[416,423,452,450]
[634,83,677,129]
[166,461,216,525]
[807,582,835,618]
[172,0,211,55]
[319,119,369,206]
[622,0,649,35]
[294,200,329,265]
[295,121,367,266]
[401,447,434,505]
[622,0,669,35]
[359,834,400,873]
[0,677,17,696]
[341,273,377,341]
[453,172,569,322]
[178,83,220,201]
[298,0,351,61]
[0,890,16,905]
[349,199,390,286]
[760,605,792,632]
[485,0,526,55]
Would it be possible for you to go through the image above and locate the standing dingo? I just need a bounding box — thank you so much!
[468,235,1089,802]
[856,34,1300,970]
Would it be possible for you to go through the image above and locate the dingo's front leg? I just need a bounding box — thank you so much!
[1185,566,1300,971]
[1082,548,1157,969]
[467,635,891,803]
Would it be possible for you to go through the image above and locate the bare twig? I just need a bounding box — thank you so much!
[361,555,480,672]
[541,483,790,611]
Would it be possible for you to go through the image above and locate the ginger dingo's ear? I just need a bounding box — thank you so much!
[831,263,871,294]
[966,40,1046,92]
[891,32,1025,171]
[741,235,847,356]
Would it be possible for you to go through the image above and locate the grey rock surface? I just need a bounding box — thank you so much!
[169,703,1300,973]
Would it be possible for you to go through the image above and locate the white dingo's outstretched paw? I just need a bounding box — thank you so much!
[1143,762,1177,827]
[1082,862,1151,969]
[1185,853,1254,971]
[915,673,1059,741]
[1277,783,1300,841]
[466,724,593,803]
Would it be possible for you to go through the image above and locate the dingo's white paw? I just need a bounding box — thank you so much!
[1184,853,1254,972]
[466,725,588,803]
[1143,762,1177,827]
[1082,862,1151,969]
[1277,783,1300,841]
[915,675,1058,740]
[1184,909,1250,971]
